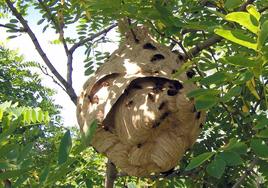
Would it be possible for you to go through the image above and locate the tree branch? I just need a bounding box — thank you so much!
[37,0,73,86]
[232,158,258,188]
[105,160,117,188]
[5,0,77,105]
[69,23,118,54]
[185,0,256,60]
[37,63,67,92]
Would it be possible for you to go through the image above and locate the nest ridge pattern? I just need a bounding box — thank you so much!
[77,27,206,177]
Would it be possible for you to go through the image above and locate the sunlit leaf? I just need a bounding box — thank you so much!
[246,5,260,21]
[37,109,43,122]
[0,108,3,122]
[225,12,259,34]
[31,109,37,123]
[44,111,50,124]
[23,109,31,124]
[214,28,257,50]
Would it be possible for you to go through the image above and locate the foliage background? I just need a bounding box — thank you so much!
[0,0,268,187]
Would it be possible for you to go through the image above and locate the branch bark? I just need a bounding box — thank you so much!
[5,0,77,105]
[105,160,117,188]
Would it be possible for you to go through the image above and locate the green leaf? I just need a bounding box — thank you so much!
[37,18,45,25]
[254,115,268,130]
[58,130,72,165]
[225,12,259,34]
[246,5,260,21]
[258,20,268,49]
[200,72,227,85]
[234,71,254,84]
[5,23,17,28]
[257,129,268,138]
[221,86,242,102]
[7,35,18,39]
[46,158,75,185]
[39,167,50,185]
[31,109,37,123]
[85,67,95,76]
[37,109,43,122]
[207,9,226,19]
[44,111,50,123]
[224,0,243,10]
[214,28,257,50]
[185,152,215,171]
[9,19,18,23]
[187,88,220,98]
[0,161,16,169]
[223,139,247,155]
[23,109,31,124]
[219,151,243,166]
[258,160,268,176]
[0,119,21,142]
[224,56,258,67]
[195,95,218,110]
[173,61,194,78]
[206,157,226,179]
[83,120,98,146]
[0,108,3,121]
[17,143,33,163]
[0,169,27,180]
[250,139,268,158]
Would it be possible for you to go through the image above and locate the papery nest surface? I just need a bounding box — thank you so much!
[77,26,206,177]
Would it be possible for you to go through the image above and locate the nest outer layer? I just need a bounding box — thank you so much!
[77,26,206,177]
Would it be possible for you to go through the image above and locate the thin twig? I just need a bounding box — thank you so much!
[37,0,74,86]
[5,0,77,104]
[232,158,258,188]
[37,63,66,92]
[69,23,118,54]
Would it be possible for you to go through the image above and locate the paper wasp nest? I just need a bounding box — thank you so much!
[77,26,206,177]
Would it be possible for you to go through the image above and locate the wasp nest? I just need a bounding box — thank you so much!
[77,26,206,177]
